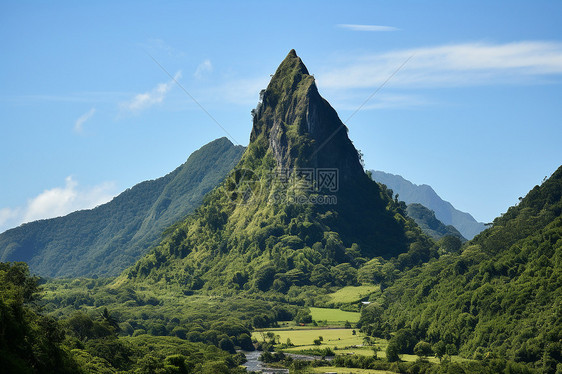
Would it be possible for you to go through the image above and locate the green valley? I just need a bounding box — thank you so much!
[1,50,560,374]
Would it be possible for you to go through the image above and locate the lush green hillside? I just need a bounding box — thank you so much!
[406,203,466,241]
[123,50,434,294]
[0,138,244,277]
[371,170,486,239]
[361,165,562,371]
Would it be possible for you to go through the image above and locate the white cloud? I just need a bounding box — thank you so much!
[74,107,96,133]
[194,59,213,79]
[0,177,116,234]
[190,40,562,112]
[120,71,182,114]
[338,24,399,32]
[0,208,20,231]
[317,41,562,90]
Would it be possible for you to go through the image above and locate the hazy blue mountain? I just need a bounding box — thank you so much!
[405,203,466,241]
[0,137,244,277]
[370,171,486,239]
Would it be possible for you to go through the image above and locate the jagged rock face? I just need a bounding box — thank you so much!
[248,50,363,183]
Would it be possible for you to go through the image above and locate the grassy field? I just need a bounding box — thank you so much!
[328,285,379,304]
[254,327,362,347]
[252,327,471,366]
[310,307,361,323]
[252,327,383,358]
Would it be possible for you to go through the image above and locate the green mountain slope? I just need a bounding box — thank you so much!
[0,138,244,277]
[371,170,486,239]
[124,50,434,292]
[406,203,466,241]
[365,165,562,369]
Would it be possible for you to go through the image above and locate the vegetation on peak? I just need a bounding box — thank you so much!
[247,50,362,178]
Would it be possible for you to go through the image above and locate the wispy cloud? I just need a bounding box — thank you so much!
[0,176,116,234]
[140,38,186,58]
[188,40,562,111]
[119,71,182,114]
[322,91,431,111]
[318,41,562,90]
[74,107,96,133]
[212,76,270,105]
[0,208,20,232]
[194,59,213,79]
[338,24,399,32]
[0,91,130,104]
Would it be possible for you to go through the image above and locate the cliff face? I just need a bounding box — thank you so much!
[125,50,432,290]
[247,50,363,183]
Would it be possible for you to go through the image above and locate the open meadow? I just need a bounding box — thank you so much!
[327,285,380,304]
[309,307,361,324]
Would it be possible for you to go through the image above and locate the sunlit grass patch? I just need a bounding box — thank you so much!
[328,285,379,304]
[310,307,361,323]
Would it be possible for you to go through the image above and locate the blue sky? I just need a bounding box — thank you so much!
[1,0,561,233]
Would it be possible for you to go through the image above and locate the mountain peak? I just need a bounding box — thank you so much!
[246,50,363,180]
[273,49,310,78]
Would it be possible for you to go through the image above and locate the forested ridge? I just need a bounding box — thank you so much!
[360,165,562,373]
[0,137,244,277]
[405,203,466,241]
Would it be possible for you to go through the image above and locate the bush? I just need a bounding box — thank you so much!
[414,341,433,358]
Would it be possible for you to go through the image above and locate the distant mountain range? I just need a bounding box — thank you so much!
[0,138,244,277]
[405,203,466,241]
[370,171,486,239]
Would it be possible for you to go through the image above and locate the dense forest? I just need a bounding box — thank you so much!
[360,165,562,373]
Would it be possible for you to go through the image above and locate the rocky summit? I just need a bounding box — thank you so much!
[125,50,432,291]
